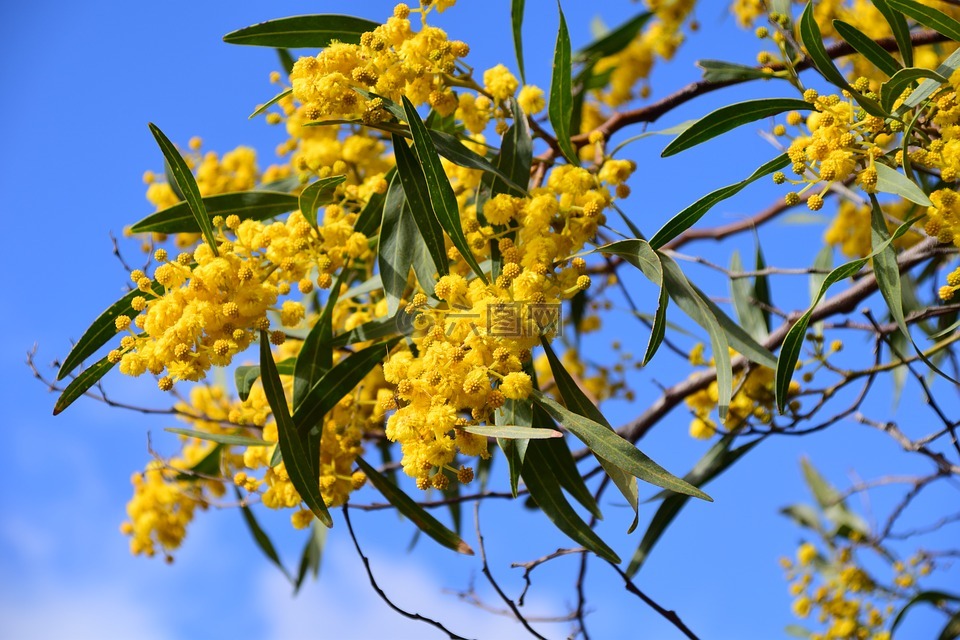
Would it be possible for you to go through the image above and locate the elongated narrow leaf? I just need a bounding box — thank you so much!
[799,3,851,90]
[511,0,526,83]
[658,253,731,418]
[774,215,922,411]
[833,20,901,78]
[166,428,271,447]
[576,11,652,61]
[530,403,602,519]
[299,175,346,227]
[130,191,298,234]
[148,123,218,255]
[276,48,296,76]
[355,456,473,555]
[521,448,620,563]
[662,99,812,157]
[539,339,639,531]
[250,88,292,119]
[401,97,487,283]
[223,15,378,47]
[730,251,769,342]
[698,59,779,83]
[295,521,327,592]
[176,444,222,481]
[378,176,415,317]
[259,332,333,527]
[53,354,115,415]
[531,388,710,500]
[293,270,346,411]
[754,241,773,332]
[627,436,762,576]
[892,591,960,634]
[234,359,295,401]
[57,282,164,380]
[392,133,449,279]
[236,487,292,581]
[354,167,395,237]
[875,0,913,67]
[495,398,531,497]
[294,338,400,435]
[496,101,533,197]
[888,0,960,42]
[874,163,932,206]
[465,425,561,439]
[881,67,947,112]
[549,4,579,165]
[649,154,789,249]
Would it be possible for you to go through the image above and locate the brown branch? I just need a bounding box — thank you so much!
[604,561,701,640]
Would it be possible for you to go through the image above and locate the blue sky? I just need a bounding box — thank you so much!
[2,1,958,638]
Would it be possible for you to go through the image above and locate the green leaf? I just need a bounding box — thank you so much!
[236,487,292,582]
[881,67,947,112]
[627,435,762,576]
[697,59,780,83]
[539,338,639,531]
[874,0,914,67]
[299,175,347,227]
[293,270,347,411]
[148,123,219,255]
[576,11,652,62]
[531,388,710,501]
[511,0,526,83]
[354,167,394,237]
[57,282,164,381]
[329,313,404,347]
[549,3,579,165]
[276,48,296,76]
[378,175,416,317]
[355,456,474,555]
[874,163,932,206]
[495,398,531,498]
[259,332,333,527]
[495,101,533,197]
[730,251,769,343]
[939,611,960,640]
[234,359,295,401]
[891,590,960,634]
[780,504,823,533]
[754,240,773,332]
[130,191,299,234]
[294,338,400,436]
[223,15,378,48]
[887,0,960,42]
[800,457,844,510]
[785,624,813,638]
[250,88,292,119]
[464,425,561,439]
[176,444,222,481]
[799,3,852,91]
[662,99,812,157]
[392,133,449,280]
[530,403,603,519]
[833,20,902,78]
[294,521,327,593]
[53,353,115,415]
[401,97,487,283]
[521,446,620,563]
[165,428,271,447]
[649,153,789,249]
[901,48,960,111]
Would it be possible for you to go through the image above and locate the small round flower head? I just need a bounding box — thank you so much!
[431,473,449,491]
[107,349,123,364]
[576,275,591,291]
[500,371,533,400]
[457,466,474,484]
[785,192,801,206]
[773,171,786,185]
[298,278,314,294]
[115,315,132,332]
[154,248,168,262]
[317,273,333,289]
[131,296,147,312]
[130,269,146,283]
[351,471,367,490]
[807,193,824,211]
[158,376,174,391]
[270,330,286,345]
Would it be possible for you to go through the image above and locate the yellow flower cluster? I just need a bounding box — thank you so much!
[684,343,800,439]
[824,200,921,259]
[782,542,932,640]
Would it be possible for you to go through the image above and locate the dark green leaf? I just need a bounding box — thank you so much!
[294,338,400,436]
[378,175,416,317]
[754,240,773,332]
[511,0,526,83]
[495,101,533,197]
[295,521,327,592]
[401,97,487,283]
[891,590,960,634]
[521,446,620,563]
[250,88,292,119]
[887,0,960,43]
[392,133,449,280]
[833,20,902,78]
[549,3,579,165]
[176,444,222,481]
[57,282,164,380]
[627,435,761,576]
[223,15,378,48]
[130,191,299,234]
[780,504,823,533]
[276,48,296,76]
[881,67,947,112]
[530,403,602,519]
[649,154,789,249]
[576,11,652,61]
[165,428,271,447]
[662,99,812,157]
[697,59,780,83]
[354,167,395,237]
[236,486,292,581]
[148,123,219,255]
[531,388,710,501]
[234,359,295,401]
[53,354,115,415]
[293,270,346,411]
[355,456,474,555]
[939,611,960,640]
[259,331,333,527]
[299,175,347,227]
[874,0,913,66]
[330,313,404,347]
[799,2,851,90]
